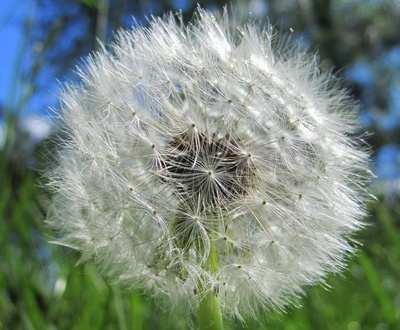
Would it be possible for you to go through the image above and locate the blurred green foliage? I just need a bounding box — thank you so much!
[1,149,399,329]
[1,0,400,329]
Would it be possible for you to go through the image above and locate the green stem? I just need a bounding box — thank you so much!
[197,237,224,330]
[198,289,223,330]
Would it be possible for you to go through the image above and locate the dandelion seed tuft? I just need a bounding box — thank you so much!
[46,7,371,321]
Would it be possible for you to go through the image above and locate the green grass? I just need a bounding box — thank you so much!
[1,141,399,329]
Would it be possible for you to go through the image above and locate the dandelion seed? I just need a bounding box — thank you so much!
[46,6,371,325]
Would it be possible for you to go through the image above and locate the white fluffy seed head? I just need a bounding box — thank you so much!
[46,7,371,320]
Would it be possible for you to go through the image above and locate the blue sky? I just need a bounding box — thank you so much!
[0,0,399,185]
[0,0,51,143]
[0,0,30,111]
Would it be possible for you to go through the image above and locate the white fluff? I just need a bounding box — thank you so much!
[46,7,371,320]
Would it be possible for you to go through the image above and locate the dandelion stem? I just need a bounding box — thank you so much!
[198,289,224,330]
[198,236,223,330]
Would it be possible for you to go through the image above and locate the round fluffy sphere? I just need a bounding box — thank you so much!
[47,8,370,319]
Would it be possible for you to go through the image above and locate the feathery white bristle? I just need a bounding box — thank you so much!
[46,7,371,320]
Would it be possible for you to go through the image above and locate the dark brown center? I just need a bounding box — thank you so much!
[160,131,253,209]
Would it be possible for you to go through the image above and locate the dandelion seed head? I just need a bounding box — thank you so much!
[46,7,371,320]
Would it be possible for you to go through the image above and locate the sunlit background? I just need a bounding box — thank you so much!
[1,1,399,329]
